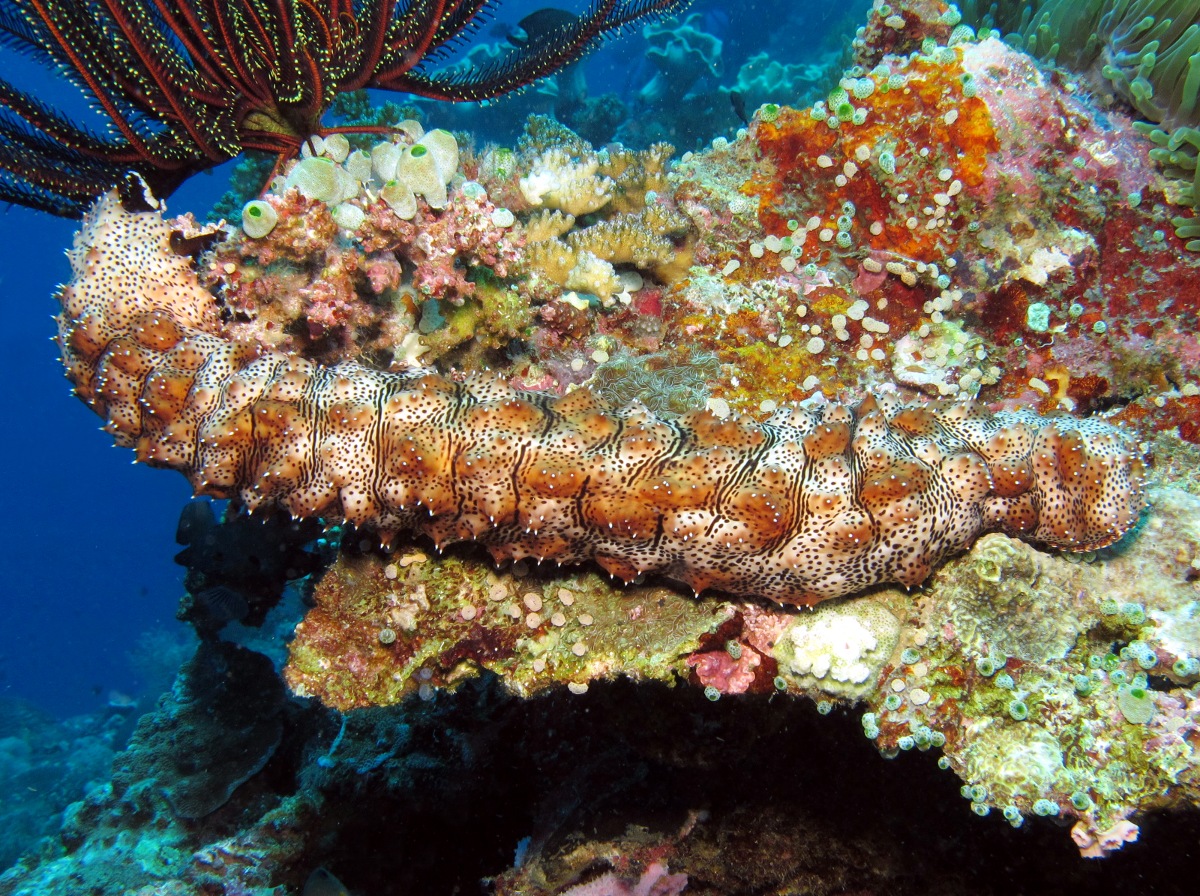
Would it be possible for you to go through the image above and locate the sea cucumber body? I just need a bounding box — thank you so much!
[56,191,1146,604]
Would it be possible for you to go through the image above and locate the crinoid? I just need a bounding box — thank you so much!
[0,0,686,216]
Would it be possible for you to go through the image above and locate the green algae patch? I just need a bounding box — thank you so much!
[285,538,731,710]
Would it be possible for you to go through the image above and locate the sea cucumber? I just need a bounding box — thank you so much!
[56,187,1146,605]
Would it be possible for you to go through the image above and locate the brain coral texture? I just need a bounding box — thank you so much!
[58,188,1146,605]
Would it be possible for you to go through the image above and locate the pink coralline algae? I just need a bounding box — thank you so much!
[558,863,687,896]
[209,137,524,367]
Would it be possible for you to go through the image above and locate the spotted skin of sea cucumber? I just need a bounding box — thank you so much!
[54,190,1147,605]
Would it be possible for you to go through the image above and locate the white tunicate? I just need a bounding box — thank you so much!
[372,142,402,183]
[323,133,351,163]
[285,157,338,202]
[345,149,372,183]
[240,200,278,238]
[332,203,365,231]
[381,181,417,219]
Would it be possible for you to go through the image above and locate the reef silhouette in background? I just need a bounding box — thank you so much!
[0,0,686,216]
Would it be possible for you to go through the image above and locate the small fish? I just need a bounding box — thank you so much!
[729,89,748,126]
[303,868,350,896]
[505,7,579,48]
[191,585,250,626]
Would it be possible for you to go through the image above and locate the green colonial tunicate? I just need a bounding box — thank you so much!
[372,141,402,183]
[332,203,365,231]
[1008,700,1029,721]
[1119,602,1146,626]
[380,181,417,219]
[396,144,446,209]
[704,685,721,702]
[1032,799,1059,817]
[285,156,339,202]
[1117,684,1155,724]
[322,133,351,163]
[1173,656,1200,677]
[345,149,372,183]
[395,130,459,210]
[241,200,278,238]
[1026,301,1051,333]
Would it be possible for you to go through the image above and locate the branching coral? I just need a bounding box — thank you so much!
[500,119,694,301]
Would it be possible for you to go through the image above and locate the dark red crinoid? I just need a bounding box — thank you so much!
[0,0,685,216]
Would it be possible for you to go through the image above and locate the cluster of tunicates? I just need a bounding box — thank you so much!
[240,124,461,237]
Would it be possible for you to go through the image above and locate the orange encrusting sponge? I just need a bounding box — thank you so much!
[56,190,1147,605]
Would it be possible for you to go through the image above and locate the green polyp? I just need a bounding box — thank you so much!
[976,656,998,677]
[1032,799,1059,817]
[1120,602,1147,626]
